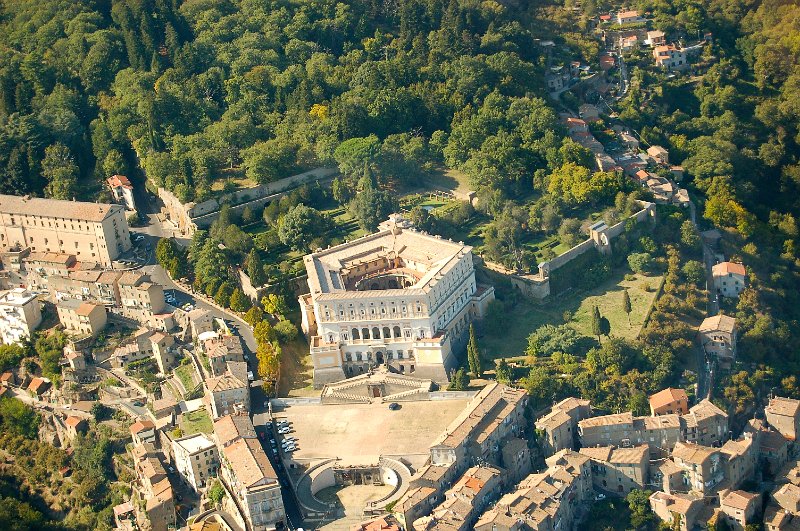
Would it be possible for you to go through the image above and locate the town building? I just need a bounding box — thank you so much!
[535,397,592,455]
[580,445,649,495]
[0,288,41,345]
[699,314,737,366]
[713,262,747,298]
[647,30,666,46]
[649,387,689,416]
[205,334,245,376]
[766,396,800,442]
[653,45,688,70]
[393,486,440,530]
[616,10,644,24]
[172,433,219,491]
[213,413,258,448]
[28,376,51,396]
[56,299,107,337]
[649,491,704,531]
[205,368,249,418]
[578,412,682,451]
[149,331,176,374]
[647,145,670,165]
[107,175,136,211]
[299,216,494,387]
[473,450,593,531]
[670,442,723,495]
[429,383,528,474]
[720,435,758,490]
[0,194,131,266]
[721,490,760,530]
[117,271,166,324]
[351,515,401,531]
[415,466,504,530]
[63,415,88,441]
[131,419,156,446]
[683,399,729,447]
[219,436,285,530]
[131,444,176,531]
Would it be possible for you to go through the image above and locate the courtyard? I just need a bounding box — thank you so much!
[272,398,470,463]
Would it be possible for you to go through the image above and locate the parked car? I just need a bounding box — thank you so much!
[388,402,401,411]
[283,445,296,452]
[278,426,291,434]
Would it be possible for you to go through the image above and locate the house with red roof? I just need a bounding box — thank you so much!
[712,262,746,298]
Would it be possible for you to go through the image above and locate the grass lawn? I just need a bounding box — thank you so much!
[278,336,317,397]
[481,271,663,359]
[180,409,213,435]
[174,363,198,395]
[424,167,472,195]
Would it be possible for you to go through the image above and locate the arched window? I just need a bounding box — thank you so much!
[352,328,360,340]
[362,328,370,339]
[393,326,401,338]
[356,352,363,361]
[345,353,352,362]
[372,327,380,339]
[383,327,391,339]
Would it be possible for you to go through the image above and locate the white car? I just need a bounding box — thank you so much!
[283,445,296,452]
[278,426,291,434]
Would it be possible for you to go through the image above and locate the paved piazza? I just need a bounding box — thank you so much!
[275,399,470,462]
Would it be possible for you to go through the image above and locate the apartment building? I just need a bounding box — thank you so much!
[473,450,593,531]
[536,397,592,456]
[683,399,729,447]
[149,332,176,374]
[0,194,131,266]
[57,299,107,337]
[670,442,723,495]
[429,383,528,472]
[415,466,504,531]
[131,442,176,531]
[649,388,689,416]
[766,396,800,441]
[219,436,285,530]
[206,368,249,418]
[172,433,219,491]
[721,490,760,530]
[213,413,258,448]
[205,334,246,376]
[721,435,758,490]
[578,411,682,451]
[580,445,649,495]
[0,288,41,344]
[393,486,440,531]
[23,251,75,290]
[117,271,166,322]
[699,314,737,366]
[649,491,703,531]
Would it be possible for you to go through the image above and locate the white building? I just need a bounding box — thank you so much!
[712,262,746,298]
[299,216,494,387]
[0,194,131,266]
[0,288,41,345]
[172,433,218,491]
[107,175,136,211]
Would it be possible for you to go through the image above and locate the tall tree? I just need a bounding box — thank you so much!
[622,289,632,325]
[466,324,482,378]
[592,305,602,343]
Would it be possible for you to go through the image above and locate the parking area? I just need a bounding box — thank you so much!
[262,399,470,462]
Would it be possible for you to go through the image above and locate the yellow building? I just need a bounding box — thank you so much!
[0,194,131,266]
[57,299,107,337]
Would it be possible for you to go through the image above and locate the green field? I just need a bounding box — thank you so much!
[174,363,198,395]
[180,409,213,435]
[481,271,663,359]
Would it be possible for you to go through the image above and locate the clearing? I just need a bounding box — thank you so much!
[481,271,664,359]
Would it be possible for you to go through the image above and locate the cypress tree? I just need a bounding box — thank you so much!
[467,324,482,378]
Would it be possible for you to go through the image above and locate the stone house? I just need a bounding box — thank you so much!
[766,396,800,442]
[720,490,760,530]
[699,314,737,367]
[649,387,689,416]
